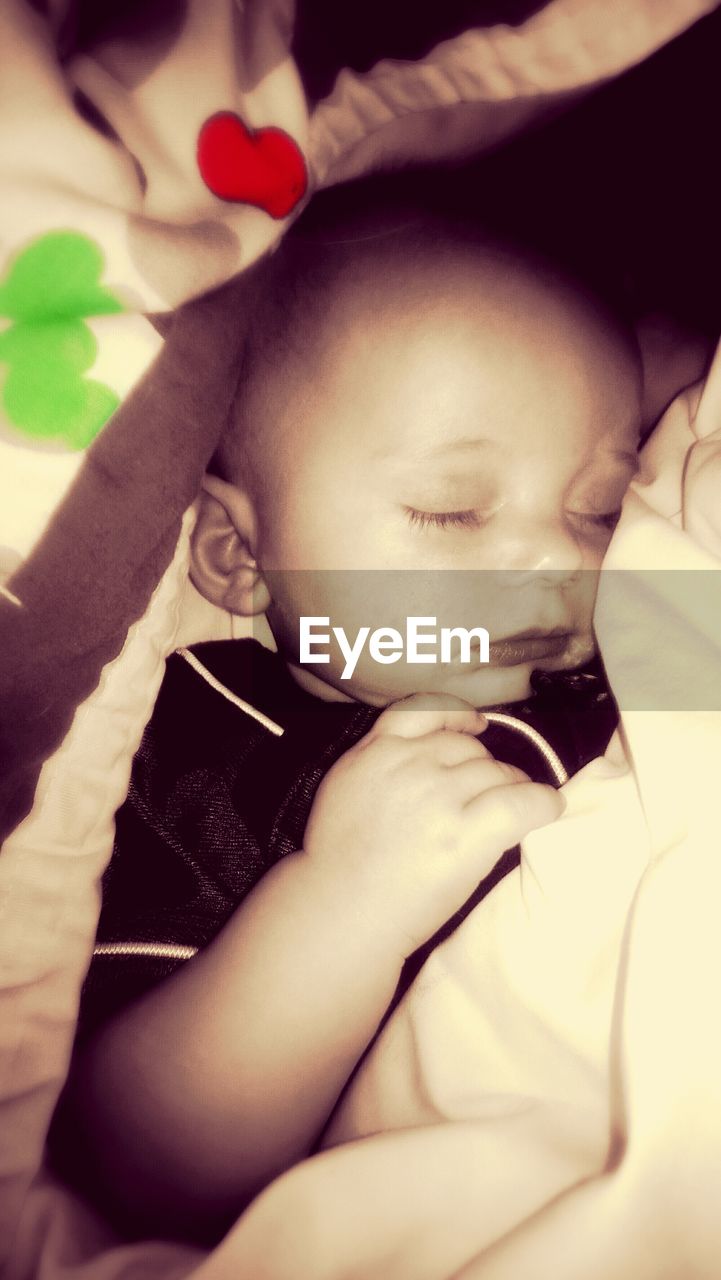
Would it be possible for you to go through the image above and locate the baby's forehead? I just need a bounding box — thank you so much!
[234,224,641,491]
[312,238,617,361]
[316,252,635,399]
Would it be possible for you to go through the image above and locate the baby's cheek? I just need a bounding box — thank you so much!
[578,563,602,608]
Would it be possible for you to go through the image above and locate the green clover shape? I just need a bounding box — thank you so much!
[0,230,125,449]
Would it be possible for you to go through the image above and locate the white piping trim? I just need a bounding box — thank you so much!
[0,583,22,607]
[483,711,568,787]
[92,941,198,961]
[175,651,565,777]
[176,647,284,736]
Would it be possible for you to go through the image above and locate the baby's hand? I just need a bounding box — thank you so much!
[303,693,564,958]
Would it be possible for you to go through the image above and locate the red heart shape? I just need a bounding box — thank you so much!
[197,112,307,220]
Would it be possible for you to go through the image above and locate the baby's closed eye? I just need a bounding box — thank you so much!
[403,506,485,531]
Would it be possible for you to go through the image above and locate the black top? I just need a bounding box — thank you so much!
[80,640,618,1034]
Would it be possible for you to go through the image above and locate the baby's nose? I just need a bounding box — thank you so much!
[496,516,585,580]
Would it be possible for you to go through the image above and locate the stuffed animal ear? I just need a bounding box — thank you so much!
[191,475,271,617]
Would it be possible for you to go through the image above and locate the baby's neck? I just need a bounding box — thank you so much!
[283,658,535,711]
[285,661,374,706]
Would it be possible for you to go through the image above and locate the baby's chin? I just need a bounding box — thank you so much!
[288,631,599,709]
[347,663,557,709]
[434,663,540,707]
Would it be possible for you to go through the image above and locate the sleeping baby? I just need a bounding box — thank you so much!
[55,196,642,1244]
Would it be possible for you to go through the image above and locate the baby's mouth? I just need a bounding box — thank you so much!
[488,628,573,667]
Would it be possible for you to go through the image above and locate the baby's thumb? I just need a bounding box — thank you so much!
[465,782,565,856]
[371,692,486,741]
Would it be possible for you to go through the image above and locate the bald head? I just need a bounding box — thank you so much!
[212,202,640,508]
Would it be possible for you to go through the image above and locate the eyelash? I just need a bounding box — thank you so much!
[568,510,622,533]
[405,508,623,533]
[404,507,483,531]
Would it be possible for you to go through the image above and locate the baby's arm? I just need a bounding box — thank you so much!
[63,694,562,1239]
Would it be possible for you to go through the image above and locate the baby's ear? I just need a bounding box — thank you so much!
[191,474,271,617]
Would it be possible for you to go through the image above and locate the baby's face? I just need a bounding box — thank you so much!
[255,274,641,706]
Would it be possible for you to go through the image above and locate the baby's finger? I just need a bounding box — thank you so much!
[448,757,528,801]
[463,781,564,855]
[371,693,486,741]
[420,732,492,767]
